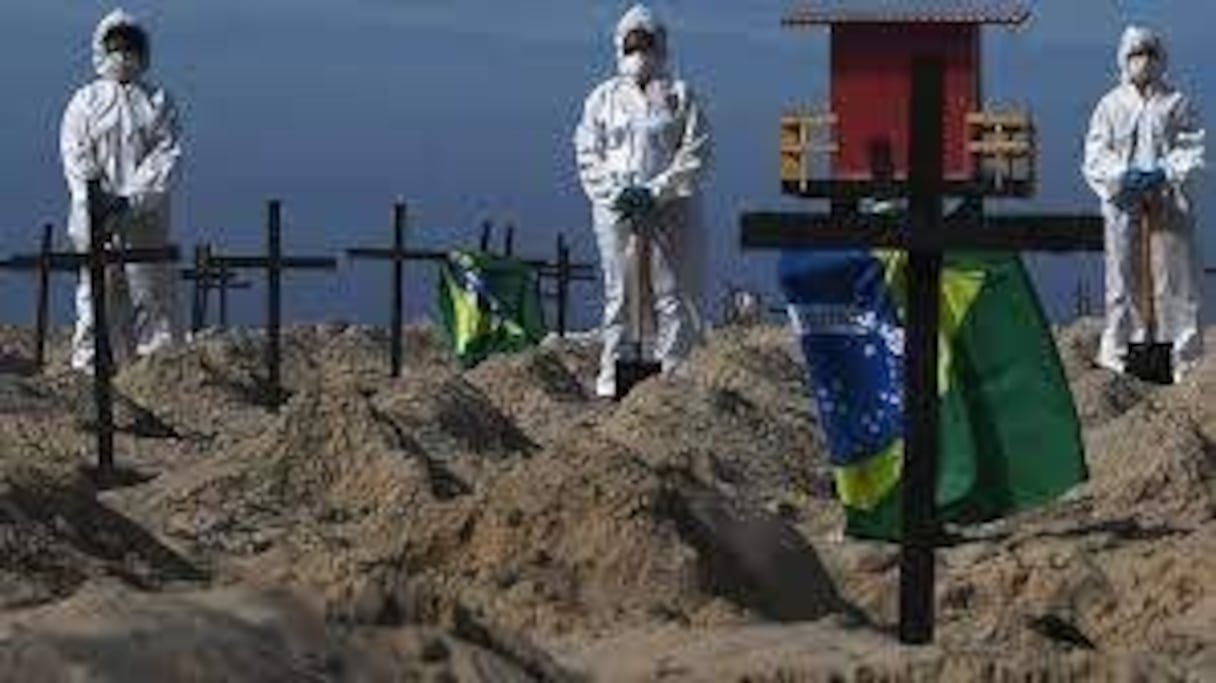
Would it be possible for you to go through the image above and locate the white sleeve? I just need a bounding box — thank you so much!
[1163,95,1205,188]
[60,88,96,200]
[573,85,621,206]
[1082,97,1125,203]
[129,88,182,197]
[645,82,711,204]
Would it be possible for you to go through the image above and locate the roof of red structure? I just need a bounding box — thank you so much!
[784,0,1030,26]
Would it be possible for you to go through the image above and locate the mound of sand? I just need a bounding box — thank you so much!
[0,581,542,683]
[0,320,1213,681]
[599,326,831,512]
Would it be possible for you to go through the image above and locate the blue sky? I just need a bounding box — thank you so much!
[0,1,1212,329]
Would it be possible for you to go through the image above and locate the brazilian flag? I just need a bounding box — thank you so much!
[780,249,1087,542]
[437,250,546,369]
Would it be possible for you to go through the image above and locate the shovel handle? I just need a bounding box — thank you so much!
[1139,195,1160,340]
[629,218,654,356]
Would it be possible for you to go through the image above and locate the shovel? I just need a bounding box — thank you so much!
[614,216,662,399]
[1125,194,1174,384]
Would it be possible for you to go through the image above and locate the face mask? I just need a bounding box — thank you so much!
[1126,46,1162,85]
[618,52,656,82]
[100,51,142,82]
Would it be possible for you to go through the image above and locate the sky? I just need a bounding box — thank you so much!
[0,0,1213,331]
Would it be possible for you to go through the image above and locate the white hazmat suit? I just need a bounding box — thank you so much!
[573,3,711,397]
[60,9,182,372]
[1083,25,1205,382]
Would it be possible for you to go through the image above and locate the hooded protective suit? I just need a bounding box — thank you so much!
[1083,25,1205,381]
[573,3,711,397]
[60,8,182,371]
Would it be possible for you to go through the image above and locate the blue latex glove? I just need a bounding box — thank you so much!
[1119,168,1167,202]
[612,186,656,221]
[1142,167,1167,190]
[1120,169,1146,194]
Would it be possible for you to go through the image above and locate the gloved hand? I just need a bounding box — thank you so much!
[96,192,130,220]
[1142,167,1167,190]
[612,185,656,220]
[1119,169,1144,195]
[1120,167,1168,198]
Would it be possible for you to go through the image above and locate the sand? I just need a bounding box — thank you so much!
[0,318,1213,681]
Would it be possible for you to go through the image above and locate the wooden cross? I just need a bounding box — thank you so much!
[0,223,57,370]
[205,200,337,410]
[182,243,251,333]
[506,229,596,338]
[479,219,514,255]
[525,233,597,337]
[346,201,434,378]
[740,59,1104,645]
[1074,273,1097,319]
[0,181,180,481]
[479,221,598,334]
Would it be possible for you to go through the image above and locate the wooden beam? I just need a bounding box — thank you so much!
[267,200,282,407]
[34,224,52,370]
[740,212,1104,252]
[3,247,181,270]
[86,180,117,479]
[898,56,945,647]
[780,178,1035,200]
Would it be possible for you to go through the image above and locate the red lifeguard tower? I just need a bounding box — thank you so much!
[780,0,1034,194]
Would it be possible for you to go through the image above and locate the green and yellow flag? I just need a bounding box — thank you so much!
[780,249,1087,541]
[438,250,546,369]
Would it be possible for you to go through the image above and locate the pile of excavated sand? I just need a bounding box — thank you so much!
[109,355,820,640]
[0,320,1213,681]
[0,581,540,683]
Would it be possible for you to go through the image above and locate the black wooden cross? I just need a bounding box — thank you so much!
[1073,273,1097,319]
[205,200,337,410]
[0,180,180,481]
[182,243,251,333]
[346,201,440,378]
[740,59,1104,645]
[478,222,597,336]
[0,223,57,370]
[525,233,597,337]
[479,219,513,254]
[480,221,598,335]
[502,222,516,257]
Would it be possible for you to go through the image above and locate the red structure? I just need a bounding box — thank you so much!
[782,1,1030,184]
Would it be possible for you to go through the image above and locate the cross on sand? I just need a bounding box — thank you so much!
[0,224,58,370]
[739,59,1104,645]
[182,243,251,332]
[0,181,180,483]
[203,200,337,411]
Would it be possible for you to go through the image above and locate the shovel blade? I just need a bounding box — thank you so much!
[614,359,662,400]
[1126,342,1174,385]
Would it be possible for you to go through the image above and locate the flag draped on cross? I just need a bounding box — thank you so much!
[780,247,1088,541]
[437,250,546,368]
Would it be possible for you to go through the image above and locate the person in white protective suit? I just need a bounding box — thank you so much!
[573,3,711,398]
[60,8,182,372]
[1083,25,1206,382]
